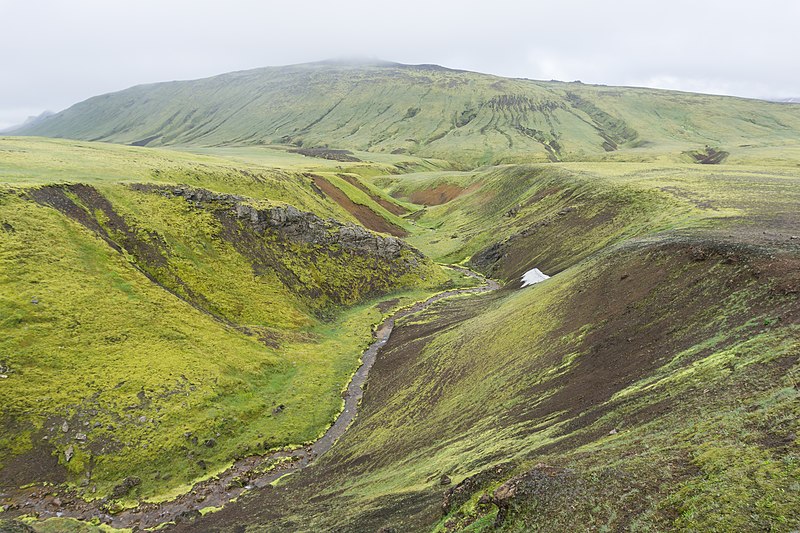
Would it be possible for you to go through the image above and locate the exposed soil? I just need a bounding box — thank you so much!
[0,269,499,531]
[0,440,66,489]
[291,148,361,162]
[338,173,409,216]
[408,183,480,206]
[311,175,408,236]
[685,146,730,164]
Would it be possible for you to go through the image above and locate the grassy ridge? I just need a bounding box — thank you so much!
[12,61,800,167]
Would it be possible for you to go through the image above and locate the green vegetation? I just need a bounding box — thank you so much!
[13,61,800,167]
[0,137,453,503]
[2,61,800,532]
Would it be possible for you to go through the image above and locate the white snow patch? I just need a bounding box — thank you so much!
[521,268,550,287]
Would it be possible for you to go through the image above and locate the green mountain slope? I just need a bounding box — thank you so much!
[13,61,800,166]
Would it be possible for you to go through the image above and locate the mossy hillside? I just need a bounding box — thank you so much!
[377,165,700,269]
[191,234,799,532]
[377,161,800,279]
[0,172,449,501]
[14,62,800,167]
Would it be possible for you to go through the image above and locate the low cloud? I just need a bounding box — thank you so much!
[1,0,797,117]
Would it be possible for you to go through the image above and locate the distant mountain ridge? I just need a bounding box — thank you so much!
[1,110,54,133]
[12,60,800,166]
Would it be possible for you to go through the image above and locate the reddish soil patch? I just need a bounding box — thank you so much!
[338,174,409,216]
[312,176,407,237]
[409,183,480,206]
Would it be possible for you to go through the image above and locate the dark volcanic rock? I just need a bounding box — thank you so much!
[110,476,142,499]
[138,185,419,264]
[0,519,36,533]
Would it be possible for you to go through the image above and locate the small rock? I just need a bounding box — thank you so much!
[74,433,87,441]
[609,428,618,435]
[137,416,147,424]
[272,404,286,415]
[791,236,799,240]
[52,497,62,507]
[64,445,74,462]
[61,421,69,433]
[110,476,141,499]
[440,474,451,486]
[31,297,39,305]
[204,438,216,448]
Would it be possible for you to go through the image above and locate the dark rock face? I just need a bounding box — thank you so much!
[491,464,575,526]
[110,476,142,499]
[142,185,420,265]
[441,463,513,514]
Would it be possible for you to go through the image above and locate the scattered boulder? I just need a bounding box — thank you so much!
[0,519,37,532]
[64,445,74,463]
[173,509,201,524]
[440,474,452,486]
[110,476,141,499]
[204,438,216,448]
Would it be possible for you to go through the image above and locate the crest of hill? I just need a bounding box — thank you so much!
[14,61,800,167]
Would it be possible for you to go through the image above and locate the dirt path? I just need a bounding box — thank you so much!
[3,267,500,530]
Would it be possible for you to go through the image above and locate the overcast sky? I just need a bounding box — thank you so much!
[1,0,799,130]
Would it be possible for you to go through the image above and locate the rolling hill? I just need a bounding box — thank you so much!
[12,60,800,167]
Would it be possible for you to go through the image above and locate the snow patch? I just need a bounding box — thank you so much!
[521,268,550,287]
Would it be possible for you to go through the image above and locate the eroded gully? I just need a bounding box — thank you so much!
[7,267,500,530]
